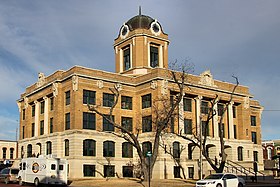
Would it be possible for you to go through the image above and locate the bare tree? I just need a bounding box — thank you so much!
[88,62,191,181]
[177,76,239,174]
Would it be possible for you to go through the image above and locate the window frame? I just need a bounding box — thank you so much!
[65,113,70,130]
[142,115,152,133]
[83,112,96,130]
[103,93,115,107]
[65,91,70,105]
[121,96,132,110]
[103,141,115,157]
[83,139,96,156]
[142,94,152,109]
[83,90,96,105]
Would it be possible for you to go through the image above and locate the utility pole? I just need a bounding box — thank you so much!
[199,115,203,179]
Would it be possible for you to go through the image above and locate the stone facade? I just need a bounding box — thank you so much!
[17,12,263,180]
[0,140,17,165]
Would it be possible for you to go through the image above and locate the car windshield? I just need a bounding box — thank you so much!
[205,174,224,179]
[11,169,19,174]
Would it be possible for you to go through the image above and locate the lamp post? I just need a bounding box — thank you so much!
[146,151,152,187]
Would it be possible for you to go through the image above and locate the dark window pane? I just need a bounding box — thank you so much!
[123,47,130,71]
[121,117,133,132]
[83,112,96,130]
[183,98,192,112]
[121,96,132,110]
[184,119,192,135]
[65,113,70,130]
[103,115,114,132]
[103,141,115,157]
[150,46,158,67]
[142,116,152,133]
[84,165,96,177]
[142,141,152,157]
[122,142,133,158]
[142,94,151,109]
[65,91,70,105]
[104,165,115,177]
[83,90,96,105]
[83,139,96,156]
[103,93,114,107]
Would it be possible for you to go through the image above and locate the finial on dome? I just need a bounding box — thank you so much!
[139,6,142,15]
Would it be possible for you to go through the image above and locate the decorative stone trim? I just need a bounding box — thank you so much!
[72,75,78,91]
[161,80,168,95]
[198,70,217,87]
[52,83,58,97]
[97,80,104,89]
[150,81,157,90]
[36,72,46,87]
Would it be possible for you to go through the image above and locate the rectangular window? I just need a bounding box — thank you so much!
[121,117,133,132]
[50,118,53,133]
[252,132,257,144]
[103,115,114,132]
[184,119,192,135]
[104,165,115,177]
[183,98,192,112]
[251,116,256,126]
[65,113,70,130]
[123,47,130,71]
[201,101,209,114]
[238,147,243,161]
[40,101,45,114]
[142,116,152,133]
[253,151,258,162]
[65,91,70,105]
[121,96,132,110]
[233,125,237,139]
[83,112,96,130]
[217,104,224,116]
[103,93,114,107]
[150,46,158,67]
[50,97,54,111]
[32,105,35,117]
[40,120,44,135]
[142,94,151,109]
[233,106,236,118]
[46,141,52,155]
[123,166,133,178]
[202,121,209,136]
[22,126,25,139]
[22,109,26,120]
[84,165,96,177]
[65,140,69,156]
[31,123,35,137]
[83,90,96,105]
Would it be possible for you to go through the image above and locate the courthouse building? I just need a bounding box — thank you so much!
[17,12,263,179]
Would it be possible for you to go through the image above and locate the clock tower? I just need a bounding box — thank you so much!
[114,9,169,75]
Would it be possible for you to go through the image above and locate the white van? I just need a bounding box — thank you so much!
[18,155,68,186]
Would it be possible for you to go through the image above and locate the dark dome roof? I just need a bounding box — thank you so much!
[126,14,154,31]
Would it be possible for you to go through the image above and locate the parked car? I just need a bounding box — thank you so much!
[196,173,245,187]
[0,167,19,184]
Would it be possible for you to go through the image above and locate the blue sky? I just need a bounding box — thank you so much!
[0,0,280,141]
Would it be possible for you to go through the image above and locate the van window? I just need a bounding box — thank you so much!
[51,164,56,170]
[11,169,19,174]
[23,163,26,170]
[19,163,22,170]
[59,165,64,170]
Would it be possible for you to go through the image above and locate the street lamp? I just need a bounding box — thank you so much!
[146,151,152,187]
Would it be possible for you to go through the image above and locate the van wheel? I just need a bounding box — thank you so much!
[216,184,222,187]
[238,183,244,187]
[34,178,40,187]
[4,177,9,184]
[19,177,24,186]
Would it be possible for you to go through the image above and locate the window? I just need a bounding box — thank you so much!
[173,142,180,159]
[183,98,192,112]
[65,113,70,130]
[32,105,35,117]
[65,139,69,156]
[104,165,115,177]
[121,96,132,110]
[37,143,41,155]
[251,116,256,126]
[103,93,114,107]
[202,121,209,136]
[59,165,64,170]
[150,46,158,67]
[201,101,209,114]
[238,146,243,161]
[184,119,192,135]
[188,167,194,179]
[10,148,14,159]
[123,166,133,177]
[121,117,132,132]
[103,115,114,132]
[83,112,96,130]
[174,166,181,178]
[84,165,96,177]
[31,123,35,137]
[122,142,133,158]
[217,104,224,116]
[252,132,257,144]
[188,144,194,159]
[253,151,258,162]
[83,139,96,156]
[22,126,25,139]
[267,148,272,160]
[123,47,130,71]
[142,94,151,109]
[65,91,70,105]
[50,118,53,133]
[142,141,152,157]
[40,101,45,114]
[27,144,32,157]
[233,125,237,139]
[50,97,54,111]
[103,141,115,157]
[22,109,26,120]
[51,164,56,170]
[2,147,7,159]
[46,141,52,155]
[142,116,152,133]
[40,120,44,135]
[83,90,96,105]
[233,105,236,118]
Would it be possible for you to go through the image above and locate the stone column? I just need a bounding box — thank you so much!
[213,102,219,137]
[34,100,40,137]
[228,101,234,139]
[159,45,163,68]
[43,97,49,135]
[195,96,202,135]
[147,42,150,67]
[119,48,123,72]
[130,43,133,69]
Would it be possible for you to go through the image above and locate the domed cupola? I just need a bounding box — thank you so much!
[114,8,170,75]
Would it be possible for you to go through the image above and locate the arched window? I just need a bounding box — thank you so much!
[237,146,243,161]
[2,147,7,159]
[10,148,14,159]
[46,141,52,155]
[122,142,133,158]
[267,147,272,160]
[173,142,180,159]
[36,143,42,155]
[65,139,69,156]
[142,141,152,157]
[83,139,96,156]
[27,144,32,157]
[103,141,115,157]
